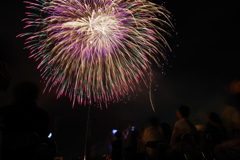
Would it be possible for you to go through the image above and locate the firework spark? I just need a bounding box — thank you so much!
[18,0,174,108]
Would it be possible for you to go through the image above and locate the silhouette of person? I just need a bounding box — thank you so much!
[111,131,122,160]
[0,81,50,160]
[203,112,226,143]
[204,112,225,133]
[166,105,197,160]
[214,76,240,160]
[199,112,227,158]
[122,125,139,160]
[143,116,168,160]
[160,122,172,144]
[222,76,240,139]
[170,105,197,150]
[0,81,49,140]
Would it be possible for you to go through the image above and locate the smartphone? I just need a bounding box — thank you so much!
[112,129,118,135]
[131,126,135,131]
[48,132,52,138]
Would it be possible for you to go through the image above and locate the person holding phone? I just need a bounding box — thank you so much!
[122,125,139,160]
[111,131,122,160]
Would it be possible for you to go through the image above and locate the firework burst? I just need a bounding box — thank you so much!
[18,0,174,108]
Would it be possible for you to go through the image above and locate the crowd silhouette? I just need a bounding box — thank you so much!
[107,105,240,160]
[1,68,240,160]
[106,76,240,160]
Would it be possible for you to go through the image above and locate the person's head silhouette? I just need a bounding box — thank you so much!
[176,105,191,119]
[207,112,222,126]
[148,116,160,127]
[13,81,39,102]
[114,131,122,140]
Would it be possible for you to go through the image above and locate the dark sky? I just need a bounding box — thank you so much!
[0,0,240,158]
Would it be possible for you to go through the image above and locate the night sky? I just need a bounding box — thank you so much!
[0,0,240,158]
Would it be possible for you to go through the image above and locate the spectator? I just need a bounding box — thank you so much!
[166,105,197,160]
[214,76,240,160]
[122,125,139,160]
[142,116,168,159]
[0,81,50,160]
[111,131,122,160]
[160,122,172,144]
[170,105,197,150]
[203,112,226,143]
[199,112,227,159]
[0,81,49,140]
